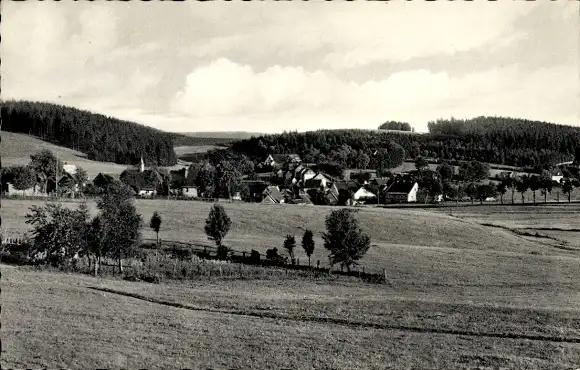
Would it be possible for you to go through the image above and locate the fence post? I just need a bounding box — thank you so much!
[362,266,365,274]
[317,260,320,269]
[219,265,223,277]
[383,268,387,284]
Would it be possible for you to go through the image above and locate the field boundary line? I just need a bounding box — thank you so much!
[87,286,580,345]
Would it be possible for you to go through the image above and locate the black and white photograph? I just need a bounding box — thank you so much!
[1,0,579,368]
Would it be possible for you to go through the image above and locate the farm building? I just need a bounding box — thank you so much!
[384,181,419,203]
[263,153,302,168]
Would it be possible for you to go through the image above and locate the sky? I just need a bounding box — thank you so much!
[2,1,579,134]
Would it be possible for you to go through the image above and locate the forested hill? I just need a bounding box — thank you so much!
[1,100,179,166]
[231,117,580,169]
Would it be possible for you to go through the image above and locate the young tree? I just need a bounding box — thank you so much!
[503,177,516,204]
[301,229,315,267]
[84,215,104,276]
[322,209,371,272]
[150,211,162,260]
[516,176,530,204]
[561,178,575,203]
[539,171,553,203]
[465,182,478,204]
[283,234,296,263]
[496,181,507,204]
[528,175,540,204]
[204,203,232,249]
[98,185,142,273]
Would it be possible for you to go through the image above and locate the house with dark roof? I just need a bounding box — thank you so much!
[303,178,325,191]
[263,153,301,168]
[384,181,419,203]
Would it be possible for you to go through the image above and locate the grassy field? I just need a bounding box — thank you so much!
[1,131,129,178]
[3,200,580,368]
[1,132,215,178]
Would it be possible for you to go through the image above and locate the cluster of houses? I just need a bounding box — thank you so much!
[2,153,423,205]
[240,154,421,205]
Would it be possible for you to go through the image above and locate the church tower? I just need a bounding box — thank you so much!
[140,156,145,173]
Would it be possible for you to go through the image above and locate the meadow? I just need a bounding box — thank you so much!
[3,200,580,368]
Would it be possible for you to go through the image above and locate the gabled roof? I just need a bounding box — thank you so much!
[263,186,283,201]
[332,180,359,192]
[385,181,417,194]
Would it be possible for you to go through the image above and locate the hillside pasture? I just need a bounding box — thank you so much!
[4,199,580,281]
[1,132,128,178]
[3,200,580,368]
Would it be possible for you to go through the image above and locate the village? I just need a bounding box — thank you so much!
[1,150,443,206]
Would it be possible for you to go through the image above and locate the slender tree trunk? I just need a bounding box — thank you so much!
[521,193,525,204]
[156,232,160,261]
[544,192,547,203]
[94,254,100,276]
[569,193,571,203]
[500,194,504,204]
[532,191,536,204]
[118,255,123,274]
[308,256,311,267]
[511,190,515,204]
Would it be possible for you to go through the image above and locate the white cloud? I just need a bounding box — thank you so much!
[169,58,579,133]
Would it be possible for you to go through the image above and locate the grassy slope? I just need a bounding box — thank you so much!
[1,132,220,178]
[3,202,580,368]
[1,132,129,178]
[4,200,580,286]
[2,266,579,369]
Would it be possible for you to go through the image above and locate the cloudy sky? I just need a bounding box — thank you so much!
[2,1,579,133]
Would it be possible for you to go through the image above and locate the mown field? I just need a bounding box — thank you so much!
[3,200,580,368]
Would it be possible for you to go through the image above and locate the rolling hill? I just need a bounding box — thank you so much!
[1,131,128,178]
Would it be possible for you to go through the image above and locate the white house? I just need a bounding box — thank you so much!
[62,163,77,175]
[181,185,198,198]
[352,186,376,204]
[138,188,157,197]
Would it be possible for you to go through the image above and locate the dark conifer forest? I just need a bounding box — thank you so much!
[1,100,180,166]
[3,100,579,170]
[231,117,580,168]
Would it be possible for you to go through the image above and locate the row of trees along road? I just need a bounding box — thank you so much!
[411,157,580,204]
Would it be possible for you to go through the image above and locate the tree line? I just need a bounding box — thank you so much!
[23,183,373,276]
[229,116,580,170]
[1,100,179,166]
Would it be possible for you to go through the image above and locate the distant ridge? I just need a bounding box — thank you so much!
[178,131,264,139]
